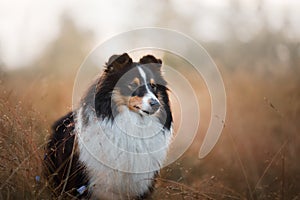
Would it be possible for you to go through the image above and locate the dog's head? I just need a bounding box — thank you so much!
[100,53,167,116]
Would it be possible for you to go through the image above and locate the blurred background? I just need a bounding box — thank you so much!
[0,0,299,199]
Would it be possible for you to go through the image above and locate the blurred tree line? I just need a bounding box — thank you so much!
[152,0,300,77]
[1,15,93,81]
[1,1,299,79]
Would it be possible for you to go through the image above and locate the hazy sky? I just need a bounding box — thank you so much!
[0,0,299,69]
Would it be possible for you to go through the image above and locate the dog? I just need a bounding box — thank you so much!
[44,53,173,199]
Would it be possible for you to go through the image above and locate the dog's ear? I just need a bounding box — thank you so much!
[106,53,132,72]
[139,55,162,68]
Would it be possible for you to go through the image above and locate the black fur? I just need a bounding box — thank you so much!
[93,53,172,129]
[44,53,172,199]
[44,112,89,199]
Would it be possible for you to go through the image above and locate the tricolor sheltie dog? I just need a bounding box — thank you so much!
[44,53,173,199]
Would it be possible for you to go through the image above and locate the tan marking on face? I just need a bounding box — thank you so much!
[133,77,140,85]
[128,77,141,91]
[128,96,143,112]
[150,78,155,85]
[112,89,129,112]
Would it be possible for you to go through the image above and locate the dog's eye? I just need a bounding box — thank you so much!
[150,83,157,91]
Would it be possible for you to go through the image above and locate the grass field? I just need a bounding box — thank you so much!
[0,63,299,200]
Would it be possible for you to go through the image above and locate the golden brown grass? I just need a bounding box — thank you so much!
[0,68,299,199]
[0,73,74,199]
[0,82,47,199]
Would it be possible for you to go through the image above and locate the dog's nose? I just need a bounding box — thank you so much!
[149,98,160,108]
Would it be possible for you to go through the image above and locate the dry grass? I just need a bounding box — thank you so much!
[0,73,74,199]
[0,82,48,199]
[0,67,299,200]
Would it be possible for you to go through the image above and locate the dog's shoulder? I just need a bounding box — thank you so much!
[45,112,89,198]
[46,111,75,166]
[52,111,75,135]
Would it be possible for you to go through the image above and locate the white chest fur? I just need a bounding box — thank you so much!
[76,106,172,199]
